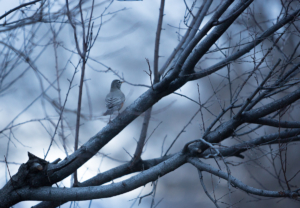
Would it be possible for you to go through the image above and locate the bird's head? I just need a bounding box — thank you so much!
[111,79,123,90]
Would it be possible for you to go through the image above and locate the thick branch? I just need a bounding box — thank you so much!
[2,153,186,207]
[33,155,172,208]
[154,0,235,91]
[181,0,253,75]
[158,3,200,76]
[248,118,300,128]
[243,88,300,121]
[189,88,300,154]
[188,9,300,80]
[43,89,168,185]
[201,129,300,158]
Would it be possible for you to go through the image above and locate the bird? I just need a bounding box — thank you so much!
[103,79,125,122]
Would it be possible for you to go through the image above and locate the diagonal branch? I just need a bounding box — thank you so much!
[234,59,281,118]
[158,0,212,76]
[188,157,300,198]
[0,0,43,21]
[201,129,300,158]
[243,88,300,121]
[181,0,253,75]
[186,88,300,156]
[154,0,235,91]
[188,9,300,81]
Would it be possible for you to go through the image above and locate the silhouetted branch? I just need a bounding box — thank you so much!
[189,157,300,198]
[0,0,43,21]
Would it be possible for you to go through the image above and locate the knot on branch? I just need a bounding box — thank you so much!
[279,190,300,199]
[129,156,143,171]
[9,152,51,189]
[289,192,299,199]
[182,140,203,156]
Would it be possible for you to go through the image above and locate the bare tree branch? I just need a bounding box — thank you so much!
[189,157,299,198]
[0,0,43,21]
[1,1,300,207]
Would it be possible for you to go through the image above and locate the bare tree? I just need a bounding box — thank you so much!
[1,0,300,207]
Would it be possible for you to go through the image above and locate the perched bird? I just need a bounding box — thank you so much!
[103,79,125,122]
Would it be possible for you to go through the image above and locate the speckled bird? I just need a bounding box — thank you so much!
[103,80,125,121]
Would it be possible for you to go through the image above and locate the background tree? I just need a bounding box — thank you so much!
[1,0,300,207]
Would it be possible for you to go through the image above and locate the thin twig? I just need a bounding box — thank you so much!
[144,58,154,90]
[198,170,220,208]
[165,109,200,156]
[0,0,43,21]
[4,155,21,199]
[44,66,78,159]
[154,0,165,83]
